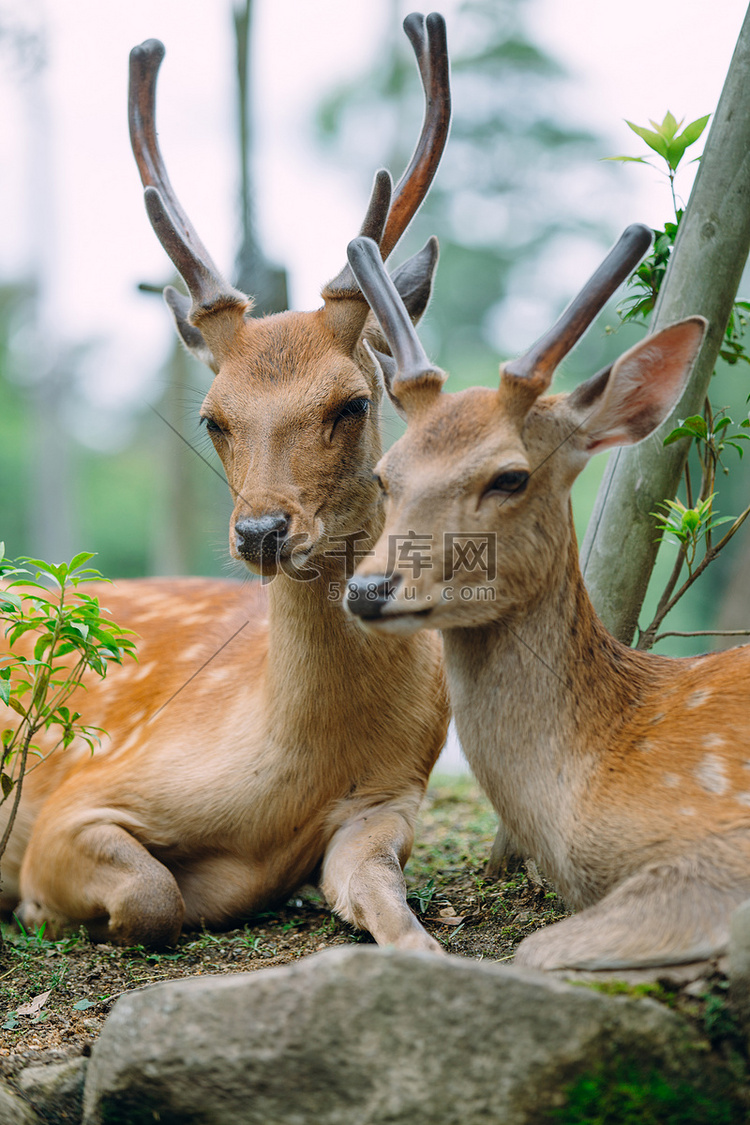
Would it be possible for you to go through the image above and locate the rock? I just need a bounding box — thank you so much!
[15,1057,87,1122]
[729,897,750,1030]
[83,946,727,1125]
[0,1082,43,1125]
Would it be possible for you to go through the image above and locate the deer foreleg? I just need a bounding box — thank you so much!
[484,820,525,879]
[321,801,442,953]
[515,851,750,972]
[18,821,184,947]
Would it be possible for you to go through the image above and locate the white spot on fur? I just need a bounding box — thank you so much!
[134,663,157,681]
[736,792,750,807]
[694,753,728,795]
[650,712,665,725]
[687,689,711,709]
[680,807,696,816]
[702,733,725,750]
[662,773,680,788]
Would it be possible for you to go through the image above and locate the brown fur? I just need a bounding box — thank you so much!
[0,306,450,949]
[2,11,454,946]
[351,316,750,970]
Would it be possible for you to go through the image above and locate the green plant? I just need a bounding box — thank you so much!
[407,878,437,914]
[639,406,750,649]
[607,115,750,650]
[548,1056,741,1125]
[0,546,136,868]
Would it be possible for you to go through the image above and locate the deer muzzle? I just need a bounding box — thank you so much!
[234,514,291,569]
[346,573,402,620]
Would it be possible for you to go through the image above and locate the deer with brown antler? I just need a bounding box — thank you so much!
[345,229,750,971]
[0,15,451,951]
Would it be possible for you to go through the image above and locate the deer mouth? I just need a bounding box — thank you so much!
[357,605,435,636]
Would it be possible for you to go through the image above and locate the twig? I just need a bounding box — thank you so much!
[636,543,687,651]
[0,726,33,859]
[654,628,750,642]
[637,502,750,652]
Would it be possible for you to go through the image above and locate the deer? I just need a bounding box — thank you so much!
[0,14,452,952]
[343,228,750,972]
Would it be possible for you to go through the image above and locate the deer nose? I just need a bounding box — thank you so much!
[234,513,290,565]
[346,573,401,619]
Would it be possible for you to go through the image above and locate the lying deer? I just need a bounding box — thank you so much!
[0,15,451,951]
[344,230,750,971]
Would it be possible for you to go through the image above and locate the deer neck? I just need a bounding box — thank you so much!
[262,511,431,754]
[442,519,655,876]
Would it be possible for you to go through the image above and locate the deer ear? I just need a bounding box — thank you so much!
[164,286,219,373]
[363,341,406,418]
[391,236,439,324]
[359,239,439,415]
[361,238,439,354]
[569,317,707,456]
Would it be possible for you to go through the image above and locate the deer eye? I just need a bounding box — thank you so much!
[201,416,226,439]
[336,397,370,422]
[373,472,387,494]
[487,469,529,496]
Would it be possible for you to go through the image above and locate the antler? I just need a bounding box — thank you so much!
[324,12,451,299]
[382,12,451,260]
[128,39,246,316]
[347,236,444,387]
[503,224,653,394]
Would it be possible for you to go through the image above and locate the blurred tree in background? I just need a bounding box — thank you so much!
[317,0,750,651]
[1,0,746,652]
[317,0,622,386]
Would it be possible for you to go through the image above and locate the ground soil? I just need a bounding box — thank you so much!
[0,775,745,1088]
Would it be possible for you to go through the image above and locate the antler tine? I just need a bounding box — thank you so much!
[380,12,451,262]
[347,236,443,384]
[129,39,243,311]
[323,12,450,302]
[504,224,653,392]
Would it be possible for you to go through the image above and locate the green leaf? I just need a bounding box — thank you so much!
[663,427,696,446]
[601,155,652,164]
[681,510,701,534]
[33,635,53,663]
[679,113,710,147]
[625,120,669,159]
[0,772,13,798]
[72,998,96,1011]
[665,137,689,172]
[69,551,96,572]
[65,622,89,641]
[658,110,680,139]
[0,676,9,706]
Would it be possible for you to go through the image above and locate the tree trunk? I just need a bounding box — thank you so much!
[580,7,750,644]
[233,0,288,313]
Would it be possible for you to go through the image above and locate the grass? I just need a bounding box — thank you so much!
[0,770,748,1125]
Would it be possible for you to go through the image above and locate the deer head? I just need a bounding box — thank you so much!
[128,15,450,576]
[344,230,707,630]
